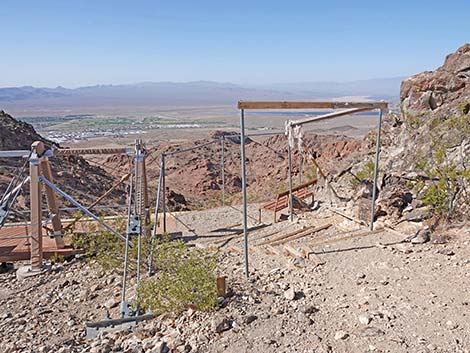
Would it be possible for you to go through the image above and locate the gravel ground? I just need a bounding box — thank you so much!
[1,205,469,353]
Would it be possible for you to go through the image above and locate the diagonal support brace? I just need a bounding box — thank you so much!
[38,176,128,243]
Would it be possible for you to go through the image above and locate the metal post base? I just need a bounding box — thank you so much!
[16,264,51,280]
[85,313,154,339]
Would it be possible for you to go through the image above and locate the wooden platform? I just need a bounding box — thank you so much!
[0,225,79,262]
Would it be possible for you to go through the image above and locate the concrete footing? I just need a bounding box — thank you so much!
[16,264,51,280]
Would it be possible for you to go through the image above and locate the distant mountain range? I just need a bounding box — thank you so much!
[0,78,403,115]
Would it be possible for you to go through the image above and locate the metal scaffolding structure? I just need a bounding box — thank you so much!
[237,101,388,277]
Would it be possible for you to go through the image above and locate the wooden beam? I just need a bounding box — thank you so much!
[40,158,65,249]
[55,147,129,156]
[264,245,281,256]
[30,142,43,270]
[268,223,332,247]
[308,227,385,248]
[238,101,388,110]
[256,223,331,247]
[283,245,304,258]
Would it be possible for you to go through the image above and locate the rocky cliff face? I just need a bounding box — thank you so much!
[375,44,470,223]
[401,44,470,118]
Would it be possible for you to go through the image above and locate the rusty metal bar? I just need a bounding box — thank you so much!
[287,141,294,222]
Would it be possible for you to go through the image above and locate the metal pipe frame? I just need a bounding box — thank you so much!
[370,109,384,230]
[148,157,164,275]
[161,153,167,234]
[238,100,388,278]
[239,109,249,278]
[287,142,294,222]
[121,170,134,318]
[221,136,225,206]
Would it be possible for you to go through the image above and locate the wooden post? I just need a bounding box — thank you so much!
[30,141,44,270]
[216,276,227,297]
[273,195,280,223]
[40,157,65,249]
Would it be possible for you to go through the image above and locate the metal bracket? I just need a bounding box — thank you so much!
[128,214,141,235]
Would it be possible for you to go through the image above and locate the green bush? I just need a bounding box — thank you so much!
[137,239,218,314]
[350,158,375,188]
[410,113,470,219]
[71,218,127,271]
[72,221,219,314]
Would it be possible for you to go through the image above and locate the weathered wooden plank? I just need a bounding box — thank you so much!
[308,227,385,248]
[264,245,281,256]
[268,223,332,247]
[283,245,304,258]
[55,147,130,156]
[256,227,312,247]
[256,223,331,247]
[238,101,388,110]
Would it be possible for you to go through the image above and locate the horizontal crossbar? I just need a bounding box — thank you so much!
[0,150,30,158]
[238,101,388,110]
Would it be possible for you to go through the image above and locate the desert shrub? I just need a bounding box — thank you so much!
[71,217,127,271]
[403,112,433,132]
[350,158,375,188]
[410,113,470,219]
[137,239,218,314]
[72,220,218,314]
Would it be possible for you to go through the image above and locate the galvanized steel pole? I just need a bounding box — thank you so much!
[370,109,383,231]
[221,135,225,206]
[121,172,133,318]
[135,142,143,292]
[287,142,294,222]
[162,152,167,234]
[240,109,249,278]
[148,158,163,275]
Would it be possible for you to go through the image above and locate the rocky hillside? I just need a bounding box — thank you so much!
[401,44,470,118]
[373,44,470,225]
[0,111,123,216]
[105,131,368,210]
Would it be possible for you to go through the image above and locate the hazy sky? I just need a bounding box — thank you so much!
[1,0,469,87]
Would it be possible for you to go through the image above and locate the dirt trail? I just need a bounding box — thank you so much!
[172,206,470,353]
